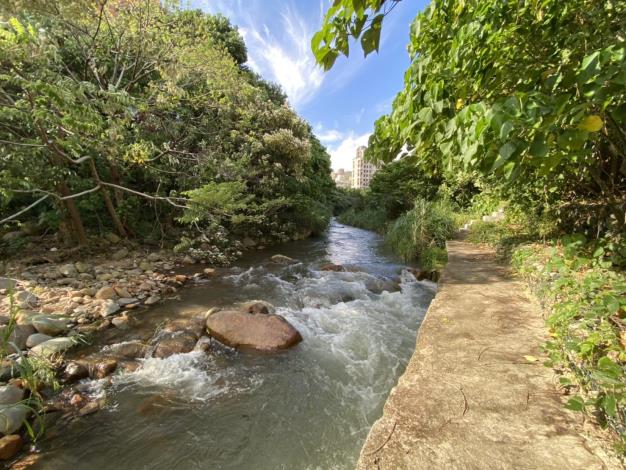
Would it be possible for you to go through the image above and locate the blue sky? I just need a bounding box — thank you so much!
[189,0,429,170]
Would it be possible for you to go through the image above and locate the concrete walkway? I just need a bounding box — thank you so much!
[357,240,621,469]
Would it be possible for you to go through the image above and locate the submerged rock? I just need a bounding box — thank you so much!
[320,263,345,272]
[103,341,147,360]
[240,300,274,315]
[206,310,302,352]
[152,331,197,359]
[270,254,297,265]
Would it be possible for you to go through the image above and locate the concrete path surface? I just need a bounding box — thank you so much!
[356,240,622,469]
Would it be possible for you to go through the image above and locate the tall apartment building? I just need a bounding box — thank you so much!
[351,146,379,189]
[331,169,352,188]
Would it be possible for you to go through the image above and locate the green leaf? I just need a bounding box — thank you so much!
[603,395,617,417]
[565,396,585,412]
[578,115,603,132]
[529,135,548,158]
[360,14,383,56]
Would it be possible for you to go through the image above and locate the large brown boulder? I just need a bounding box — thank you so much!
[206,310,302,352]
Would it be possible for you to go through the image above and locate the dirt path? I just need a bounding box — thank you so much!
[357,240,622,469]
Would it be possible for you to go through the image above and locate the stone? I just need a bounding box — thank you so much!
[29,337,74,357]
[182,255,196,264]
[0,434,22,460]
[139,261,153,272]
[113,286,131,298]
[1,231,22,242]
[58,263,77,277]
[95,286,116,300]
[161,317,204,338]
[117,297,138,306]
[174,274,188,284]
[96,273,113,282]
[100,299,121,317]
[270,254,297,265]
[69,393,84,407]
[147,252,161,262]
[78,400,101,416]
[62,362,89,382]
[26,333,53,348]
[0,278,16,290]
[32,315,69,336]
[15,290,38,308]
[144,295,160,306]
[79,287,97,296]
[93,359,117,379]
[152,331,198,359]
[242,237,256,248]
[203,268,216,277]
[0,385,24,405]
[320,263,345,272]
[193,336,212,353]
[205,307,220,317]
[102,341,147,360]
[112,248,129,261]
[74,261,90,273]
[206,310,302,351]
[0,324,36,352]
[240,300,274,315]
[0,404,29,435]
[104,233,121,244]
[111,315,130,329]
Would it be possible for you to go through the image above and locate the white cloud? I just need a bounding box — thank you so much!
[326,132,371,170]
[316,129,344,143]
[199,1,325,107]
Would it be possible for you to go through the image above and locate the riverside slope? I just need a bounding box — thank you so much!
[357,240,621,469]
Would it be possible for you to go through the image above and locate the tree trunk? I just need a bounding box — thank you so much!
[89,159,128,238]
[57,181,88,245]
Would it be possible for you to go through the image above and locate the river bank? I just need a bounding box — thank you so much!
[356,239,622,469]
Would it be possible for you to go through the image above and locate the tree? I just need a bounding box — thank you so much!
[315,0,626,235]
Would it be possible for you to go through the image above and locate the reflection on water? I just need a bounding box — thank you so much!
[34,221,436,470]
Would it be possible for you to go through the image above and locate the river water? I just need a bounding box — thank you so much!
[34,221,436,470]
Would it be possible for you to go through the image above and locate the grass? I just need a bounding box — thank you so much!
[385,198,457,270]
[1,290,60,443]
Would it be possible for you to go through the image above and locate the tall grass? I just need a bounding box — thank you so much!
[385,198,457,269]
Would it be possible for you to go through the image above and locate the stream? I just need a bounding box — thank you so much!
[33,220,436,470]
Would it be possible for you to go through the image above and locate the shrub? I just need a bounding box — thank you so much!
[512,237,626,453]
[337,206,387,233]
[385,198,457,269]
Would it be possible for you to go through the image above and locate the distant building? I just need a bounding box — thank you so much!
[331,169,352,188]
[351,146,379,189]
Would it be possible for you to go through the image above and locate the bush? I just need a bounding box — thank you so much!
[385,198,457,269]
[512,237,626,453]
[337,206,387,233]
